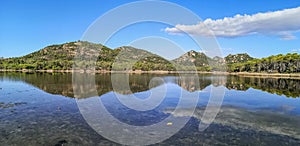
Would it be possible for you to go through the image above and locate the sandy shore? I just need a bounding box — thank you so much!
[1,69,300,78]
[228,72,300,79]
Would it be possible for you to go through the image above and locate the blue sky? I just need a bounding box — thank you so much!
[1,0,300,59]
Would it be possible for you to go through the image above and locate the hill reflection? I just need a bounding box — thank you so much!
[0,72,299,98]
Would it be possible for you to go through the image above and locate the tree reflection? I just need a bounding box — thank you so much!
[1,72,299,98]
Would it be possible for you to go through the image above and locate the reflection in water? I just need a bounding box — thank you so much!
[175,75,208,92]
[1,72,300,145]
[0,72,167,98]
[1,72,299,98]
[226,76,300,98]
[164,106,300,140]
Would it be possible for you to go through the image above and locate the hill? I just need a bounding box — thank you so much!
[108,46,175,71]
[225,53,254,64]
[172,50,211,67]
[172,51,253,71]
[0,41,109,70]
[0,41,299,73]
[228,53,300,73]
[0,41,175,71]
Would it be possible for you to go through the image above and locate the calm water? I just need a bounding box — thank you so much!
[1,72,300,145]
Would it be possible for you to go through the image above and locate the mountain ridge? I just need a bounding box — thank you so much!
[0,41,299,73]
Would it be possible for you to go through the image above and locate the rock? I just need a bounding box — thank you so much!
[55,140,68,146]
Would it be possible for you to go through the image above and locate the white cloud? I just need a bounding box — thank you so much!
[291,49,297,52]
[279,32,297,40]
[165,7,300,40]
[291,48,300,53]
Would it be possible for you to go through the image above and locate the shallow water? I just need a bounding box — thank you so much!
[0,72,300,145]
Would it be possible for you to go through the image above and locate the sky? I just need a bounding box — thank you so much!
[1,0,300,59]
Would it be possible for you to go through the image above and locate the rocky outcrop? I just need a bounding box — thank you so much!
[172,50,211,67]
[225,53,254,64]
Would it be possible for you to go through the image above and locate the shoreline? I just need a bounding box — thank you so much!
[228,72,300,79]
[1,69,300,78]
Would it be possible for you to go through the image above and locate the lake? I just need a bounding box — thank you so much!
[0,72,300,145]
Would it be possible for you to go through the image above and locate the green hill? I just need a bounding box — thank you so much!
[0,41,175,71]
[108,46,175,71]
[172,50,211,66]
[0,41,108,70]
[225,53,254,64]
[0,41,299,73]
[228,53,300,73]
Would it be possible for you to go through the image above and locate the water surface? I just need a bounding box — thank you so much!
[1,72,300,145]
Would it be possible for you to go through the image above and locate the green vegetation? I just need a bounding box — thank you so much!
[225,53,254,64]
[0,41,299,73]
[228,53,300,73]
